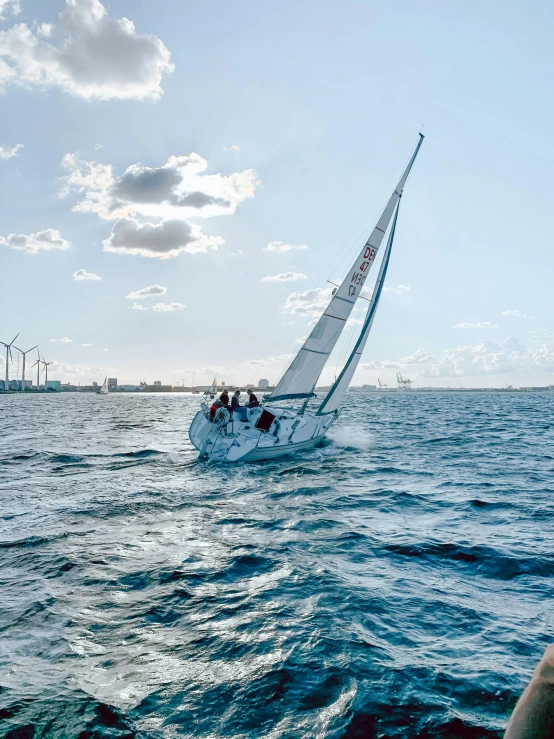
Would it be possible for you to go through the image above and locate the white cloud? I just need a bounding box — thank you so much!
[239,354,292,368]
[0,0,174,101]
[49,337,73,343]
[0,143,23,160]
[103,347,109,352]
[94,142,105,150]
[126,284,167,299]
[222,144,240,152]
[262,271,307,283]
[60,151,258,220]
[103,217,223,259]
[131,303,148,311]
[74,268,101,281]
[80,343,93,347]
[384,284,410,294]
[0,1,19,21]
[37,23,53,38]
[152,302,185,312]
[59,152,113,197]
[360,337,554,381]
[502,309,533,319]
[283,286,333,316]
[264,241,309,253]
[48,360,109,381]
[0,228,70,254]
[453,322,499,329]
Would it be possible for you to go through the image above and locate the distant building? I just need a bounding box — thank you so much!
[108,377,118,391]
[153,380,161,386]
[259,378,269,389]
[146,383,172,392]
[221,381,226,386]
[362,384,377,391]
[45,380,61,392]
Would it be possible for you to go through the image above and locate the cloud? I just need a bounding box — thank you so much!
[80,343,93,347]
[360,337,554,381]
[49,337,73,343]
[126,284,167,299]
[502,309,532,319]
[152,302,185,312]
[222,144,240,152]
[0,1,19,21]
[0,228,70,254]
[74,268,100,281]
[94,142,105,150]
[239,354,292,368]
[131,303,148,310]
[103,217,223,259]
[60,151,258,220]
[103,348,109,352]
[0,0,174,101]
[262,271,307,283]
[282,286,333,316]
[453,322,499,329]
[384,284,410,294]
[48,360,110,381]
[264,241,308,253]
[0,143,23,160]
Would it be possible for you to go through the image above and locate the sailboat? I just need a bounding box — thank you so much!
[189,134,424,462]
[98,376,109,395]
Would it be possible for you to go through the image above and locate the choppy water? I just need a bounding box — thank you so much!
[1,391,554,739]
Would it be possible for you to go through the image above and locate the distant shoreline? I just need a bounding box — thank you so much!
[2,387,553,396]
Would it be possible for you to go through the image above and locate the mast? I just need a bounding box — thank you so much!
[317,198,400,415]
[265,133,424,404]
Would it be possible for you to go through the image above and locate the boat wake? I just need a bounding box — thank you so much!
[327,424,374,451]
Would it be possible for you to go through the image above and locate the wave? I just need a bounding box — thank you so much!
[385,540,554,580]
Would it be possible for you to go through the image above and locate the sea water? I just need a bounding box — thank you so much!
[1,391,553,738]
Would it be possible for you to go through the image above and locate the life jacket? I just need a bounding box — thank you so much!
[209,402,219,421]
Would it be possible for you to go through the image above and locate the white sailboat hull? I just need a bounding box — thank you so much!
[188,404,336,463]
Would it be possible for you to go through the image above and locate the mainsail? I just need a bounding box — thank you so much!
[317,199,400,415]
[265,134,424,403]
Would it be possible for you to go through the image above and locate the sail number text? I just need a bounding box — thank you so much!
[348,246,376,296]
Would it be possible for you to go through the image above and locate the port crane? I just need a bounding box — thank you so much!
[397,372,412,390]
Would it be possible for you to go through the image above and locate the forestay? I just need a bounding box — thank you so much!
[317,200,400,415]
[265,134,424,403]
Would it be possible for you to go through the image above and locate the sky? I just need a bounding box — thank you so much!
[1,0,554,389]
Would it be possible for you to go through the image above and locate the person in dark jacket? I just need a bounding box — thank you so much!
[246,389,260,408]
[231,390,249,421]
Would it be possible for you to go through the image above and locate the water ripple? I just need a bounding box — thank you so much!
[1,391,553,737]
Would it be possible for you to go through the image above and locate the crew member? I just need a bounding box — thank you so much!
[219,390,231,410]
[246,389,260,408]
[231,390,249,421]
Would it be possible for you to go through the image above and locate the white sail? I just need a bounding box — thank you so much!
[265,134,424,403]
[317,199,400,415]
[99,376,109,394]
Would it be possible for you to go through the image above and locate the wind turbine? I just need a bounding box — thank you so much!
[13,344,38,392]
[31,350,43,391]
[41,354,53,389]
[0,333,19,390]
